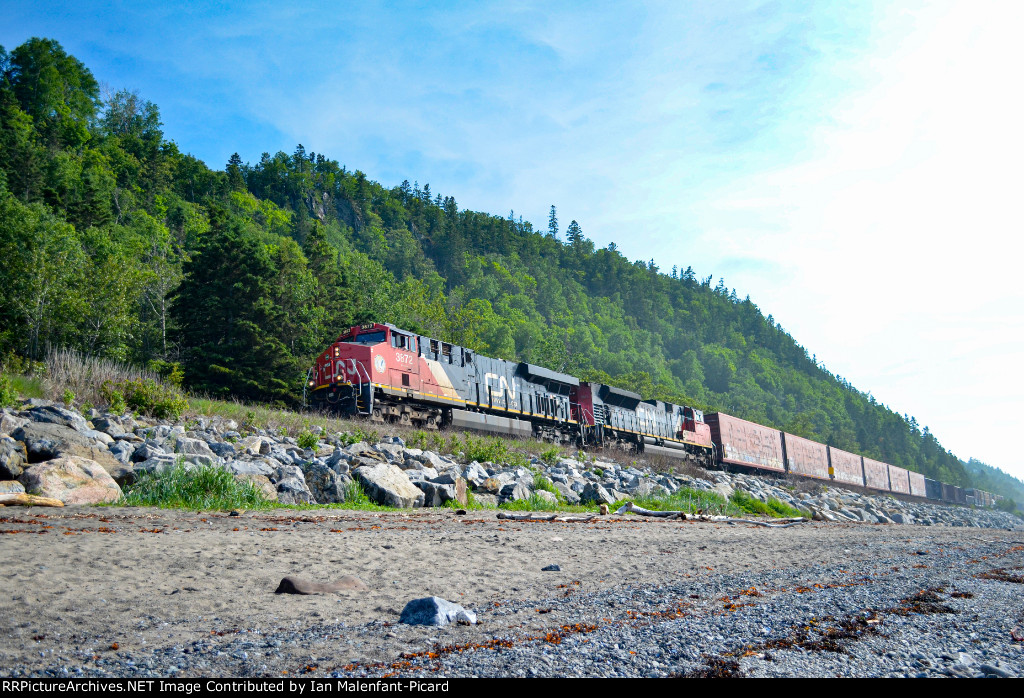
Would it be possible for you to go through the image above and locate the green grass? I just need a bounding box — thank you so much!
[118,461,397,512]
[531,472,566,504]
[10,374,45,399]
[120,461,273,511]
[539,446,562,466]
[729,489,809,518]
[623,486,740,516]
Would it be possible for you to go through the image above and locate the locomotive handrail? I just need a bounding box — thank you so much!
[578,406,597,445]
[349,358,371,385]
[349,359,372,415]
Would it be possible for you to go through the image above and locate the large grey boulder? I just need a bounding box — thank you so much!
[472,493,499,508]
[580,482,615,506]
[134,454,183,476]
[499,479,533,503]
[462,462,489,488]
[301,462,352,504]
[399,597,476,626]
[415,480,456,507]
[326,449,350,469]
[208,441,236,459]
[403,467,437,483]
[235,474,277,501]
[0,435,28,479]
[19,456,122,505]
[107,440,135,464]
[353,463,424,508]
[131,441,166,463]
[374,442,406,463]
[90,417,126,438]
[12,422,120,471]
[222,460,275,477]
[554,482,581,505]
[174,436,218,467]
[633,479,669,499]
[276,477,315,505]
[417,450,447,470]
[26,405,89,432]
[535,490,558,504]
[344,442,387,463]
[0,412,29,435]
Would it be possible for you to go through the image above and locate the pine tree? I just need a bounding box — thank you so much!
[566,219,583,247]
[226,153,245,192]
[303,219,354,339]
[171,210,299,403]
[548,205,558,238]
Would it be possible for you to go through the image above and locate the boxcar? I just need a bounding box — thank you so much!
[827,447,865,487]
[706,413,785,473]
[908,471,927,498]
[781,432,830,480]
[862,457,891,491]
[888,465,911,495]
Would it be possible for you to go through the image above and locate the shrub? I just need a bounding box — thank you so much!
[147,359,185,388]
[540,446,562,466]
[0,372,18,408]
[62,388,75,405]
[120,378,188,420]
[297,430,319,452]
[100,380,127,415]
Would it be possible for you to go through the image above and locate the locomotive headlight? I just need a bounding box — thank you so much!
[308,380,315,387]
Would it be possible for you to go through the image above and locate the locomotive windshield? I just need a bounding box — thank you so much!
[347,330,386,345]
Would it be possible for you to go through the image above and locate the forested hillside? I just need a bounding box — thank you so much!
[1,37,1014,498]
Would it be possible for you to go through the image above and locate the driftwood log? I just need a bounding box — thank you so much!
[0,493,65,507]
[615,501,808,527]
[496,512,597,523]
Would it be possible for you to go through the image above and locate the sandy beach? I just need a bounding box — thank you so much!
[2,506,1022,677]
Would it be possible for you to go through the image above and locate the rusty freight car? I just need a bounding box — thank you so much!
[781,432,830,481]
[706,413,785,473]
[862,457,891,492]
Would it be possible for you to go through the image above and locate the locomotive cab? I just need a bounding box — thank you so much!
[679,406,713,448]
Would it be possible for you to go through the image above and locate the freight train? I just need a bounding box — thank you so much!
[306,322,995,508]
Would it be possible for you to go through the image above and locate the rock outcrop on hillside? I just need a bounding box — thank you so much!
[0,400,1020,530]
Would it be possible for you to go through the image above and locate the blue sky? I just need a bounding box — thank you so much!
[4,1,1023,479]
